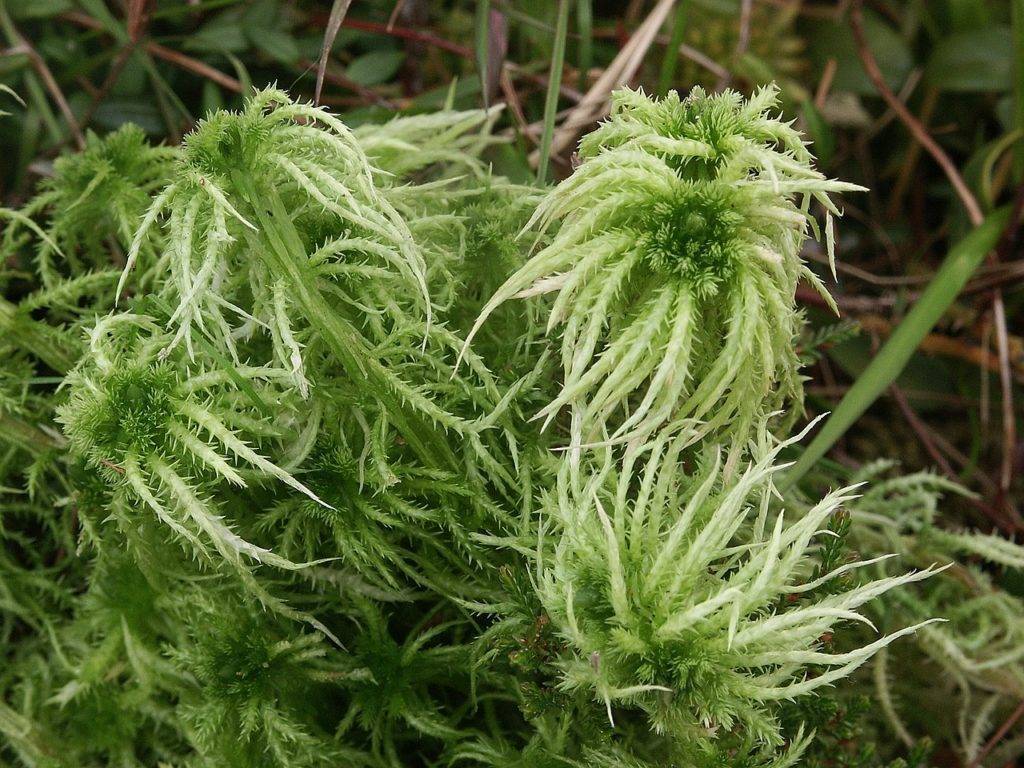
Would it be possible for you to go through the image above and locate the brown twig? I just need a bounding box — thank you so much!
[80,46,136,130]
[849,1,982,226]
[499,66,532,139]
[316,15,583,103]
[4,25,84,149]
[330,16,473,58]
[62,11,242,92]
[886,86,938,220]
[992,294,1015,502]
[147,41,242,91]
[797,286,1024,381]
[867,332,1008,529]
[967,700,1024,768]
[507,63,584,103]
[386,0,407,31]
[857,314,1024,382]
[807,385,974,409]
[79,0,152,132]
[814,58,837,108]
[314,0,353,105]
[715,0,752,91]
[100,458,126,476]
[796,284,899,313]
[299,58,397,108]
[889,384,957,478]
[860,69,922,143]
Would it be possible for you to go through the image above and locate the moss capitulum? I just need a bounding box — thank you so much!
[72,363,178,461]
[639,188,743,297]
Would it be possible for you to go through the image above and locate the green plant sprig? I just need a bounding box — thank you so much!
[463,86,862,459]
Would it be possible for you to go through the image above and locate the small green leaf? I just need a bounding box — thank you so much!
[201,81,224,117]
[185,12,248,54]
[242,0,279,30]
[249,29,301,64]
[537,0,571,184]
[809,11,912,95]
[345,50,406,87]
[92,99,166,135]
[925,25,1013,93]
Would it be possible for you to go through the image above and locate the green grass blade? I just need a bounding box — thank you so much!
[783,206,1010,488]
[537,0,571,184]
[657,0,689,95]
[475,0,491,105]
[576,0,593,92]
[316,0,354,104]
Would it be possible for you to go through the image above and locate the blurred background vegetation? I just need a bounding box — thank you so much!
[0,0,1021,691]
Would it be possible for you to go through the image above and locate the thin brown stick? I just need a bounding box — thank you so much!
[796,289,1024,381]
[922,420,998,496]
[499,65,532,140]
[992,293,1015,497]
[967,700,1024,768]
[327,16,473,58]
[851,0,1018,520]
[62,11,242,92]
[808,386,974,408]
[507,63,584,103]
[814,58,837,108]
[860,69,922,142]
[80,45,137,130]
[6,32,84,149]
[125,0,149,41]
[387,0,407,31]
[889,384,957,478]
[990,185,1024,500]
[886,86,938,220]
[299,58,396,108]
[857,314,1024,382]
[647,30,728,79]
[80,1,151,132]
[715,0,752,91]
[849,1,983,226]
[315,0,353,105]
[146,41,242,91]
[316,15,582,103]
[864,334,1008,529]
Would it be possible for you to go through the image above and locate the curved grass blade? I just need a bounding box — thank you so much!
[784,207,1011,488]
[315,0,354,104]
[537,0,571,184]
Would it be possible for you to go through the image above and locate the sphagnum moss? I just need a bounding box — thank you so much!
[0,85,1013,768]
[462,86,863,458]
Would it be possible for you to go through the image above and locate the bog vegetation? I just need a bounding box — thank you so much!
[0,2,1022,768]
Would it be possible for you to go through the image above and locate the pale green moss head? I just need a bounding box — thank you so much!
[120,88,430,388]
[463,86,863,456]
[539,426,938,747]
